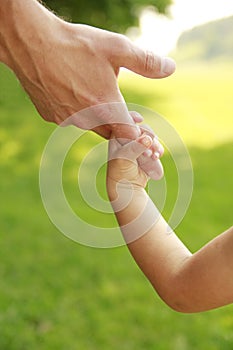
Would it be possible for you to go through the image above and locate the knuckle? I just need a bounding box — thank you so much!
[113,33,130,50]
[53,114,64,125]
[144,50,162,74]
[140,124,155,138]
[107,33,131,63]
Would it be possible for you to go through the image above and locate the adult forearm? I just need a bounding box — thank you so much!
[0,0,69,123]
[0,0,60,69]
[0,0,12,63]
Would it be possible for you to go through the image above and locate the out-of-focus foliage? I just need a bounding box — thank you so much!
[174,16,233,62]
[43,0,172,32]
[1,61,233,350]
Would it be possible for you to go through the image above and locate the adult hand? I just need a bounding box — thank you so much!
[0,0,176,141]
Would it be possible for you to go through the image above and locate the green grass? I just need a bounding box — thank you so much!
[0,62,233,350]
[120,62,233,148]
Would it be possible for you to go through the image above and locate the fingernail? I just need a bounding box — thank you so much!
[161,57,176,75]
[153,151,160,159]
[143,149,153,157]
[159,145,164,156]
[140,135,152,147]
[153,138,160,148]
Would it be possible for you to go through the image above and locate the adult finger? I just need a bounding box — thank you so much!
[111,36,176,79]
[93,102,141,141]
[65,102,140,140]
[91,125,112,139]
[92,112,143,139]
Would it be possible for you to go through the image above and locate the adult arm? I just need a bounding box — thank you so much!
[0,0,176,140]
[107,135,233,313]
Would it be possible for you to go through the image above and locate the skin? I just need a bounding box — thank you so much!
[0,0,176,139]
[107,134,233,313]
[0,0,175,179]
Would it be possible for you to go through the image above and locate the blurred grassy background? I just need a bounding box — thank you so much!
[0,59,232,350]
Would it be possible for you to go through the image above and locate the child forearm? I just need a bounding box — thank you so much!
[107,179,192,310]
[108,179,233,313]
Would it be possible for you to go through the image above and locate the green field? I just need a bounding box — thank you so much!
[0,61,232,350]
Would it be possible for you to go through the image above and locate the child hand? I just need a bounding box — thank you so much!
[107,133,163,189]
[137,124,164,180]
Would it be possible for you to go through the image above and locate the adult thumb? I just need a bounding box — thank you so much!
[116,38,176,79]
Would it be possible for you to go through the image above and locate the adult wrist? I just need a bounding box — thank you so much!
[0,0,12,64]
[0,0,63,70]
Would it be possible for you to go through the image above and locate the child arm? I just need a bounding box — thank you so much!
[107,135,233,313]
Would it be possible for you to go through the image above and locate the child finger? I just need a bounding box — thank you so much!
[150,138,165,158]
[138,156,164,180]
[117,135,153,161]
[139,124,156,139]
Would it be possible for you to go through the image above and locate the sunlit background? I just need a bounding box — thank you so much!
[122,0,233,149]
[130,0,233,55]
[0,1,233,349]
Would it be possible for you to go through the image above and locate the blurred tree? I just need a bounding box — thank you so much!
[43,0,173,32]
